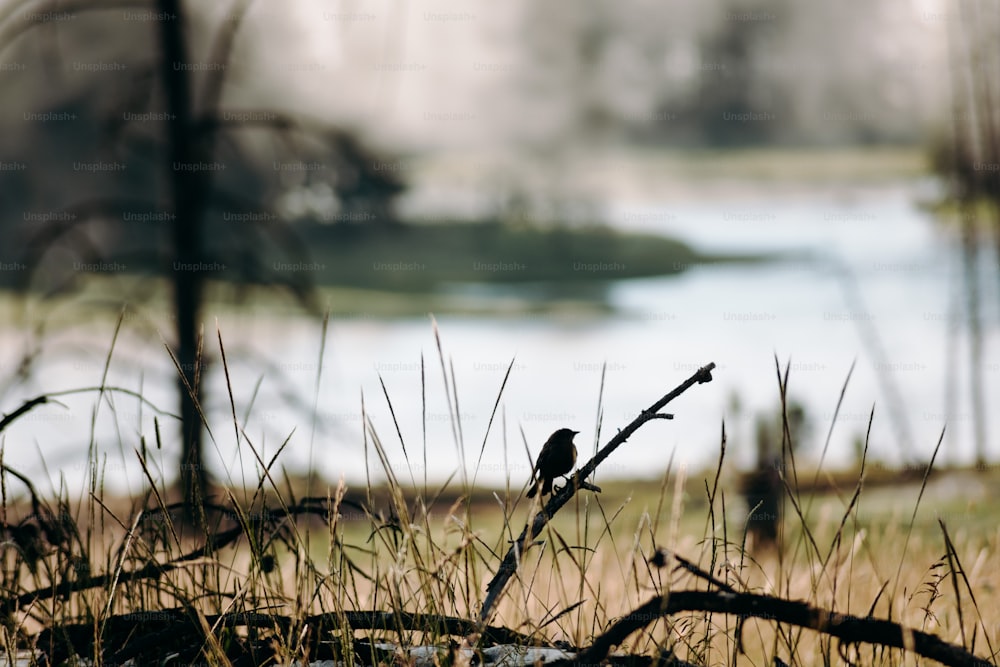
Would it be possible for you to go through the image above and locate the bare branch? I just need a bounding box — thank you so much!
[574,589,993,667]
[478,362,715,623]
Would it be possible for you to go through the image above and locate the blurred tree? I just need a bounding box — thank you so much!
[628,0,934,146]
[157,0,216,517]
[694,0,788,146]
[937,1,1000,469]
[0,0,406,516]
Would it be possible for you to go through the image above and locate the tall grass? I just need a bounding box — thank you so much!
[0,324,996,666]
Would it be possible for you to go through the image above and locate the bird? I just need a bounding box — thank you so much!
[526,428,579,498]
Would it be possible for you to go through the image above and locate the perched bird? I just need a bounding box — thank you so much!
[526,428,579,498]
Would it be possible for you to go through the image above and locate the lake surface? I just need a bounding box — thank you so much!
[1,178,997,496]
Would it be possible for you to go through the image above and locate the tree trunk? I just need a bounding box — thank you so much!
[157,0,210,517]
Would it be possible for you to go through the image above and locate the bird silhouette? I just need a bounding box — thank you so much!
[526,428,578,498]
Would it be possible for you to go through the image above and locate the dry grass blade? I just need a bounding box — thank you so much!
[820,406,872,572]
[99,512,142,633]
[134,446,183,553]
[773,356,800,493]
[593,361,607,462]
[216,322,244,488]
[703,420,726,580]
[160,333,217,445]
[378,373,414,486]
[365,414,402,492]
[888,427,945,611]
[540,599,586,631]
[240,427,299,517]
[307,287,332,470]
[421,352,428,494]
[471,356,517,491]
[938,519,996,660]
[430,316,462,474]
[449,357,467,478]
[809,359,856,498]
[88,305,127,466]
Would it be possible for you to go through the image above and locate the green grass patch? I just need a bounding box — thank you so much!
[297,221,766,292]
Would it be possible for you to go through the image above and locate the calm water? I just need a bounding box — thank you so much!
[2,180,998,495]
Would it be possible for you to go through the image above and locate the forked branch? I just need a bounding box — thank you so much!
[478,362,716,623]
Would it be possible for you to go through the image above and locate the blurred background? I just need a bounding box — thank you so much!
[0,0,997,500]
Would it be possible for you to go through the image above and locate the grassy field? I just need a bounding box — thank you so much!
[0,318,996,665]
[2,421,996,666]
[300,464,999,666]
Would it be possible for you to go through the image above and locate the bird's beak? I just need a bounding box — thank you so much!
[571,430,580,435]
